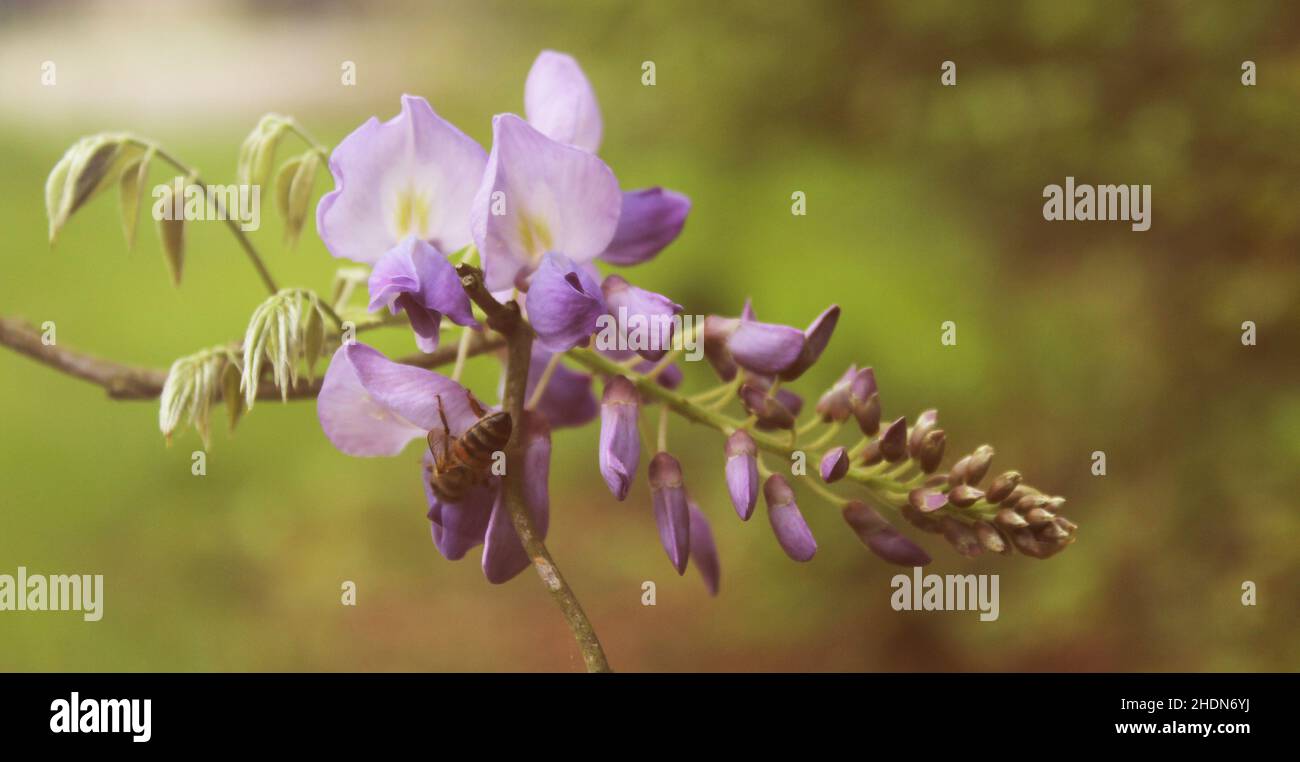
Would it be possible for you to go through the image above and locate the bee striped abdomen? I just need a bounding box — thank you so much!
[454,411,512,467]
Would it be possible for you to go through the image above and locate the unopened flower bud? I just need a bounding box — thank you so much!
[763,474,816,562]
[649,452,690,574]
[974,521,1009,555]
[901,502,944,533]
[985,470,1023,504]
[819,446,849,483]
[702,315,739,382]
[1038,519,1071,540]
[994,507,1029,529]
[598,375,640,501]
[947,455,971,487]
[739,383,797,430]
[917,429,946,473]
[724,430,759,520]
[860,439,883,466]
[965,445,994,486]
[939,516,982,558]
[687,501,720,596]
[1001,485,1030,507]
[907,409,938,459]
[948,483,984,508]
[848,367,880,435]
[908,488,948,513]
[1025,507,1057,526]
[815,365,856,422]
[842,501,932,567]
[879,416,908,462]
[1016,494,1050,514]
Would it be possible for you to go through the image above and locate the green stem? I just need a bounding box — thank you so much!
[131,139,280,296]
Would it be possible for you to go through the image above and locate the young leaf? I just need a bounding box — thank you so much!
[46,133,141,244]
[237,114,289,188]
[303,301,326,381]
[118,147,153,251]
[156,179,186,286]
[285,152,320,248]
[220,357,244,432]
[273,156,303,223]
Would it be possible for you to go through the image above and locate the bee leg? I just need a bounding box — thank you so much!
[435,394,453,459]
[466,389,489,419]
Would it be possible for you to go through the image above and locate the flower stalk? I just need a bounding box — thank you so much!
[456,264,612,674]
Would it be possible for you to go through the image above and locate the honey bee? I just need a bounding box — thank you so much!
[424,391,513,503]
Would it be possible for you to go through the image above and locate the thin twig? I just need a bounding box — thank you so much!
[456,264,612,674]
[0,316,502,400]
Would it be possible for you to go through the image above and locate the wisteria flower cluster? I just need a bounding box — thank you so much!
[32,50,1074,670]
[309,50,1076,588]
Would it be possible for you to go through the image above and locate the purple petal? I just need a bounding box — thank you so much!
[422,456,496,561]
[526,252,609,352]
[819,446,849,483]
[368,237,475,353]
[398,296,443,354]
[702,316,740,381]
[599,274,682,361]
[317,343,477,455]
[344,342,480,434]
[867,528,932,567]
[688,502,721,596]
[774,388,804,419]
[522,345,598,429]
[471,114,621,291]
[481,412,551,583]
[524,50,603,153]
[649,452,690,574]
[779,304,840,381]
[317,95,486,264]
[842,501,931,567]
[764,475,817,562]
[724,430,758,521]
[816,365,856,422]
[599,188,691,266]
[598,376,640,501]
[727,320,805,376]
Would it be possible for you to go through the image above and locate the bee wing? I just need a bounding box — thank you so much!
[425,427,446,457]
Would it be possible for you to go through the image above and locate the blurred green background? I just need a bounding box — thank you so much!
[1,0,1297,671]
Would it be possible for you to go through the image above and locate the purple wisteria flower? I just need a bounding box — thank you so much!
[704,300,839,382]
[526,252,609,351]
[317,342,548,583]
[524,50,603,153]
[523,51,691,266]
[470,114,621,292]
[598,375,640,501]
[763,474,817,562]
[317,95,487,264]
[599,274,682,362]
[724,430,759,520]
[648,452,690,574]
[368,236,477,353]
[842,501,931,567]
[688,501,721,596]
[600,188,691,266]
